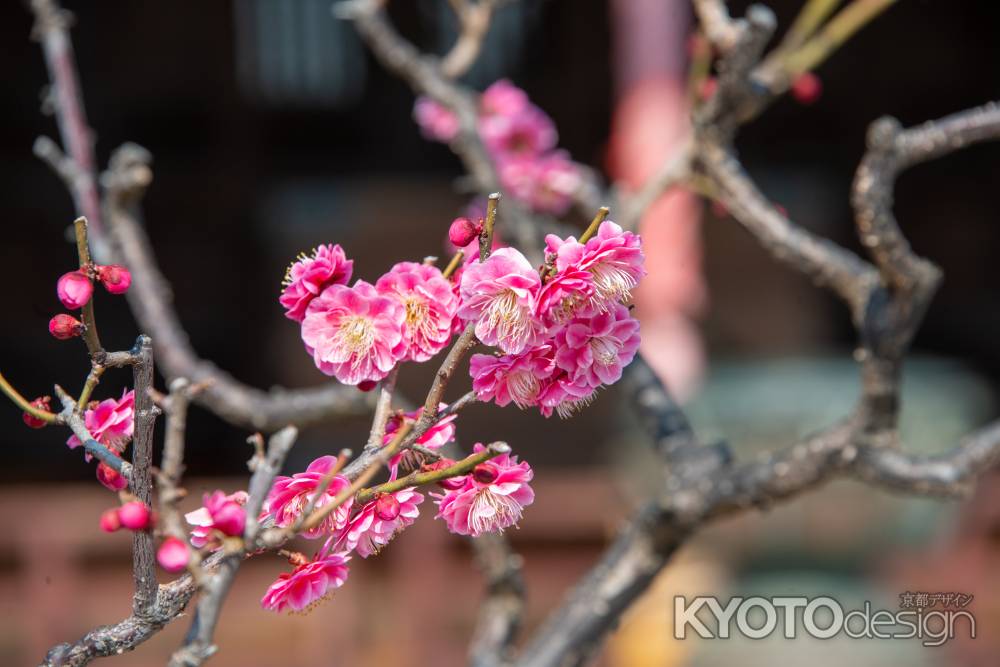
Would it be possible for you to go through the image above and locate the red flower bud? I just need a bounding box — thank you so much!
[791,72,822,105]
[424,458,466,490]
[22,396,51,429]
[374,493,401,521]
[448,217,483,248]
[49,314,84,340]
[118,501,153,531]
[97,461,128,492]
[56,270,93,309]
[357,380,378,392]
[472,462,500,485]
[100,508,122,533]
[96,264,132,295]
[157,537,190,572]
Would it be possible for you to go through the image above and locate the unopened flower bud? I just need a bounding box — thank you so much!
[118,501,152,531]
[49,313,84,340]
[100,508,122,533]
[424,458,466,490]
[96,264,132,295]
[157,536,190,572]
[357,380,378,392]
[472,462,500,485]
[22,396,51,429]
[56,270,93,309]
[791,72,822,105]
[448,217,483,248]
[96,461,128,492]
[375,493,401,521]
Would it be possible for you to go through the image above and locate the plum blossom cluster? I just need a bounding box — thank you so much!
[414,80,582,215]
[467,220,644,417]
[253,423,534,612]
[282,245,460,386]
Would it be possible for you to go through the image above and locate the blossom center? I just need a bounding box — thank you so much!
[469,489,523,534]
[404,296,437,341]
[589,261,637,305]
[589,336,620,366]
[484,289,530,344]
[333,315,376,367]
[507,369,540,407]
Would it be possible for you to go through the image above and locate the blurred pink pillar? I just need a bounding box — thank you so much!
[608,0,706,401]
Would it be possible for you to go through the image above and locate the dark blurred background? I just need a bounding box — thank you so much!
[1,1,998,665]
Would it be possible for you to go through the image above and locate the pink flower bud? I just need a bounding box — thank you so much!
[22,396,51,429]
[424,459,467,490]
[100,508,122,533]
[157,537,190,573]
[49,313,84,340]
[96,264,132,295]
[56,270,94,309]
[118,501,152,531]
[357,380,378,392]
[448,217,483,249]
[375,493,401,521]
[791,72,822,105]
[472,462,500,485]
[96,461,128,492]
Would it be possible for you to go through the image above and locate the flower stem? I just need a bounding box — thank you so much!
[479,192,501,261]
[779,0,898,76]
[0,371,59,423]
[578,206,611,245]
[355,441,509,504]
[73,217,103,356]
[442,251,464,279]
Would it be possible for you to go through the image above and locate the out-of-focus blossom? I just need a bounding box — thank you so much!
[280,244,353,323]
[481,105,558,158]
[300,281,405,385]
[96,456,129,492]
[118,501,152,531]
[185,490,249,548]
[498,151,581,216]
[157,537,190,573]
[100,508,122,533]
[433,444,534,536]
[458,248,545,354]
[413,97,460,142]
[261,552,351,613]
[263,456,353,539]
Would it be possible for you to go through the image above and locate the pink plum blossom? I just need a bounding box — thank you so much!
[332,488,423,558]
[382,404,457,478]
[263,456,353,539]
[66,389,135,454]
[157,537,190,573]
[433,444,534,536]
[535,267,595,331]
[185,490,250,548]
[469,344,557,410]
[546,220,645,309]
[413,97,460,142]
[458,248,545,354]
[280,244,353,322]
[481,105,558,158]
[56,270,93,309]
[479,79,530,124]
[554,304,641,387]
[300,281,405,385]
[537,372,598,419]
[498,151,581,215]
[261,552,351,613]
[375,262,459,362]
